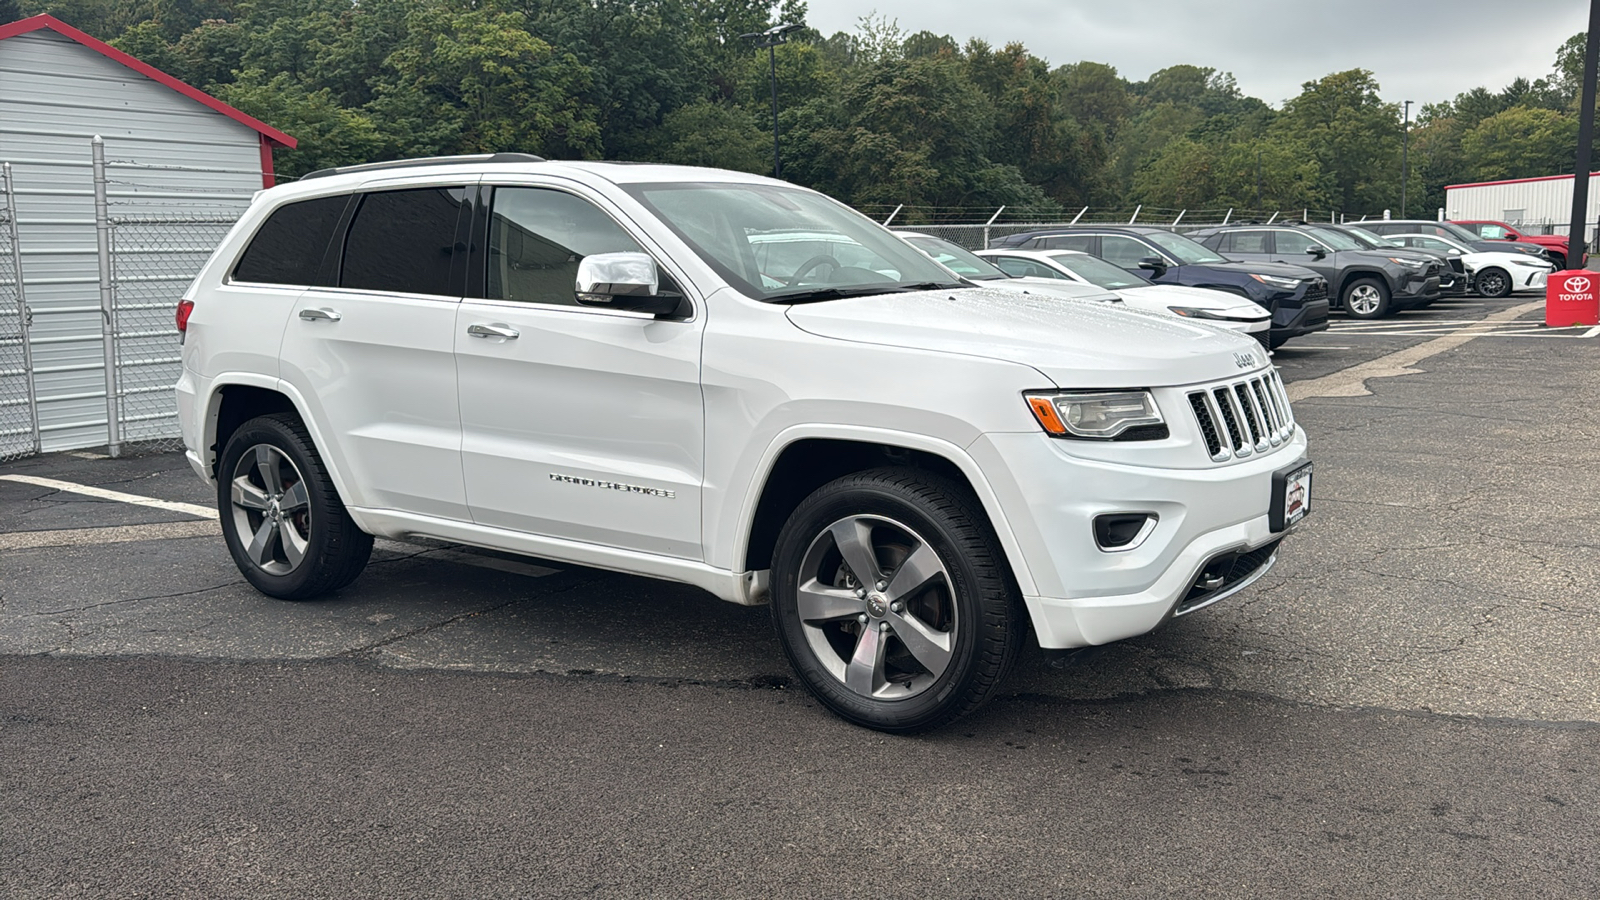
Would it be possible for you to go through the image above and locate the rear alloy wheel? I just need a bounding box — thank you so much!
[1475,267,1511,298]
[219,414,373,600]
[1341,277,1391,319]
[770,468,1023,732]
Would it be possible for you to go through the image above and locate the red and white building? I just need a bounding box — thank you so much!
[1445,172,1600,244]
[0,14,296,452]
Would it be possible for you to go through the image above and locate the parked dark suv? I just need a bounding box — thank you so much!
[1189,223,1440,319]
[1323,224,1467,297]
[990,226,1329,348]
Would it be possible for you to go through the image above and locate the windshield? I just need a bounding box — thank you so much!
[1437,222,1482,243]
[1047,252,1150,289]
[903,235,1008,280]
[1306,227,1363,251]
[1142,230,1228,264]
[621,182,961,301]
[1341,226,1400,249]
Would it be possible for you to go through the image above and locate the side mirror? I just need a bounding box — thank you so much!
[575,252,684,316]
[1306,246,1327,260]
[1137,256,1168,276]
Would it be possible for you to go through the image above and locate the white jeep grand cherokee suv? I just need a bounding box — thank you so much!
[176,154,1311,731]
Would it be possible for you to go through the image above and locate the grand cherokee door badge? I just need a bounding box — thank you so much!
[549,472,676,498]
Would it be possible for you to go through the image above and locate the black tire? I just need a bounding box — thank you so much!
[1475,267,1512,298]
[769,467,1024,732]
[1340,277,1391,319]
[218,413,372,600]
[1549,253,1567,271]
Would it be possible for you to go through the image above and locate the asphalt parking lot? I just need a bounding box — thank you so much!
[4,291,1599,897]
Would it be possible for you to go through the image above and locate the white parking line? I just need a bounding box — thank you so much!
[0,473,559,578]
[0,474,218,519]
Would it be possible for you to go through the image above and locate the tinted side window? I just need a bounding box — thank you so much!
[341,187,466,296]
[1042,234,1095,253]
[1230,231,1271,254]
[1201,233,1228,252]
[1099,235,1152,268]
[995,257,1062,279]
[232,195,347,286]
[487,187,644,306]
[1274,231,1319,256]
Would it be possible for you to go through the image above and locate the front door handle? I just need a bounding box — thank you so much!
[299,307,341,322]
[467,323,520,340]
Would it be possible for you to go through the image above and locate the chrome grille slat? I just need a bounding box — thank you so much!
[1233,383,1269,451]
[1211,387,1249,456]
[1185,368,1297,462]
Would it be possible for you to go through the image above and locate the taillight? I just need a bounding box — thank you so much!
[176,299,194,333]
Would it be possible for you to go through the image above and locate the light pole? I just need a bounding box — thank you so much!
[741,23,801,179]
[1401,99,1412,218]
[1567,0,1600,266]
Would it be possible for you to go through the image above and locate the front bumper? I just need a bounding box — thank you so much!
[1514,266,1552,290]
[1392,273,1441,309]
[969,427,1309,649]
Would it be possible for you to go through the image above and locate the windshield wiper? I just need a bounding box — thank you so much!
[769,281,963,304]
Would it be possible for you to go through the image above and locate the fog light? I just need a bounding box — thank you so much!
[1093,513,1157,551]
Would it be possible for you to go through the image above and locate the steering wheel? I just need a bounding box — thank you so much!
[786,255,840,286]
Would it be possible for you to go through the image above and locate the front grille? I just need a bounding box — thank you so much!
[1448,257,1465,275]
[1186,369,1295,462]
[1424,263,1440,278]
[1300,280,1328,304]
[1175,539,1281,616]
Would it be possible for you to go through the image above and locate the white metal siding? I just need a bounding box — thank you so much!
[1446,174,1600,242]
[0,29,259,451]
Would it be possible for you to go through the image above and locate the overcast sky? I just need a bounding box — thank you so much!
[804,0,1589,109]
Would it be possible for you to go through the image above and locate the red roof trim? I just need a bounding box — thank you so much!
[1446,171,1600,190]
[0,14,296,149]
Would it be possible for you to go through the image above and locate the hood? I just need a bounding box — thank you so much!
[785,286,1265,388]
[1118,284,1269,318]
[1205,259,1322,279]
[977,277,1122,303]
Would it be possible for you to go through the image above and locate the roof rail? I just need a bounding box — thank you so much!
[298,152,547,181]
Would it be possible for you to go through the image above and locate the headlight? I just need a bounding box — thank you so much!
[1167,306,1229,320]
[1249,273,1301,290]
[1506,257,1542,267]
[1026,391,1166,440]
[1386,257,1427,269]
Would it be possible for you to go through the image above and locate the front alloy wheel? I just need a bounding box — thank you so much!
[795,514,958,700]
[1344,280,1388,318]
[1476,267,1511,298]
[771,468,1023,732]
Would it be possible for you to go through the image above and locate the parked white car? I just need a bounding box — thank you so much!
[176,155,1309,732]
[1381,231,1554,298]
[975,248,1272,338]
[896,231,1124,305]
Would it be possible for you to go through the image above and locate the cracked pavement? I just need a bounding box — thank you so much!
[4,294,1599,897]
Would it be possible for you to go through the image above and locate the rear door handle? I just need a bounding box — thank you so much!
[298,307,341,322]
[467,323,519,340]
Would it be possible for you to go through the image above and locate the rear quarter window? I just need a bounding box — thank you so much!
[231,195,349,286]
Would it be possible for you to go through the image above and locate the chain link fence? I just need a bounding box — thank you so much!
[1,165,41,462]
[106,215,236,452]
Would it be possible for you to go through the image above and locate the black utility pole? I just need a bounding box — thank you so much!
[1568,0,1600,267]
[1255,147,1262,210]
[1401,100,1412,218]
[741,23,801,179]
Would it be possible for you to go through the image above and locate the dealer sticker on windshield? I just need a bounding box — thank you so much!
[1270,460,1313,532]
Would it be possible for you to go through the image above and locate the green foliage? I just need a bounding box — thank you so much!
[1461,106,1577,182]
[10,3,1594,218]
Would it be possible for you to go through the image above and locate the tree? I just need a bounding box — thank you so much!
[1461,106,1578,181]
[1277,69,1400,213]
[649,100,770,172]
[368,6,601,160]
[213,72,383,179]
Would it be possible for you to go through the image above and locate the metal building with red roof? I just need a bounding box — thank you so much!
[0,14,296,453]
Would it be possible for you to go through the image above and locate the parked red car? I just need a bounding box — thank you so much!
[1454,220,1585,270]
